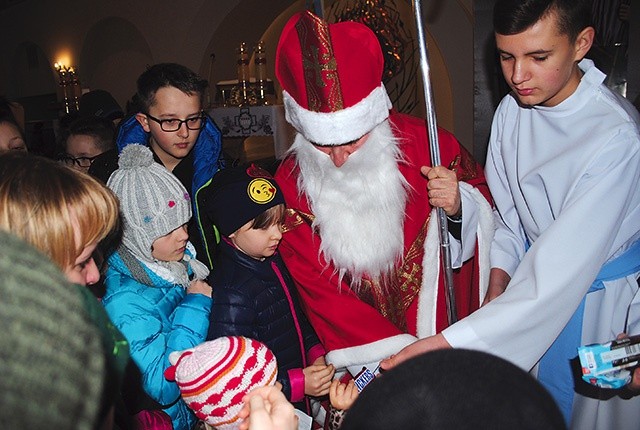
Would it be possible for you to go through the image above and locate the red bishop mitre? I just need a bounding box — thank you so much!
[275,10,392,146]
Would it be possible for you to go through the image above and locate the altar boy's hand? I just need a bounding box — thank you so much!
[616,333,640,393]
[381,333,451,370]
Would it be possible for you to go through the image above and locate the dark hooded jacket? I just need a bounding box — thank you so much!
[207,239,324,412]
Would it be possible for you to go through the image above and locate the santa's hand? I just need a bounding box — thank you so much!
[303,363,335,396]
[380,333,452,370]
[238,385,298,430]
[329,379,359,411]
[422,165,461,217]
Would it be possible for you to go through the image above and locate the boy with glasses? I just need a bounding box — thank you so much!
[62,116,116,174]
[113,63,225,269]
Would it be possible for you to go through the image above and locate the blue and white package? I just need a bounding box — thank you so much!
[578,335,640,389]
[353,363,382,393]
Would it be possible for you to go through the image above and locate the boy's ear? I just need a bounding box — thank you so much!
[574,26,595,62]
[135,113,151,133]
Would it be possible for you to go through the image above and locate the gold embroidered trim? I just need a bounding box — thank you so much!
[295,11,344,112]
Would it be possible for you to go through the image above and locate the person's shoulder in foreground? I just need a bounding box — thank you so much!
[0,229,122,430]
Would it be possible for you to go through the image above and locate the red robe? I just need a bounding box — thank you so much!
[275,112,492,370]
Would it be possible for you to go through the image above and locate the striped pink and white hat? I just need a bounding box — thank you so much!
[165,336,278,429]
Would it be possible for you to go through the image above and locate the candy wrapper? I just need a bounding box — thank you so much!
[578,335,640,389]
[352,364,382,393]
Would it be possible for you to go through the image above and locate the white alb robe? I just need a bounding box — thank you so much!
[443,59,640,430]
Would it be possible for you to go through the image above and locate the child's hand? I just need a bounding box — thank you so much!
[312,355,327,366]
[238,385,298,430]
[329,379,358,410]
[303,363,335,397]
[187,279,212,297]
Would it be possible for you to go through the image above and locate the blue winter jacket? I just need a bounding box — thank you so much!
[103,250,212,430]
[116,114,224,268]
[207,239,323,411]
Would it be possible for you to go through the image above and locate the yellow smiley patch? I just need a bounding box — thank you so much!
[248,178,277,204]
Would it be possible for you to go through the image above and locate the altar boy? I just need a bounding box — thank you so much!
[384,1,640,429]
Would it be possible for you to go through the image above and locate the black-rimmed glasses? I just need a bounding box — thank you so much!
[59,153,100,168]
[145,112,206,132]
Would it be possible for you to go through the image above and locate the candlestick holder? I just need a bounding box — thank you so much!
[54,62,81,114]
[254,41,270,105]
[229,42,256,107]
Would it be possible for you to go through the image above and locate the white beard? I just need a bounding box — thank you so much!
[291,120,409,288]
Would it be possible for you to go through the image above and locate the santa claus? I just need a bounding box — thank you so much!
[274,10,493,374]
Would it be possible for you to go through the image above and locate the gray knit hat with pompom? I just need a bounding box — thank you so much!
[107,144,192,261]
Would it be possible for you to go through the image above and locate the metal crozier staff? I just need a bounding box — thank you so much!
[412,0,457,325]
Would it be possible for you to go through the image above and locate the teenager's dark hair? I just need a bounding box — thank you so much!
[493,0,592,42]
[66,116,116,152]
[251,204,286,230]
[136,63,208,112]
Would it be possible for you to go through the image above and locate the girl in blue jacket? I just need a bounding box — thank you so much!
[103,144,212,430]
[204,165,334,414]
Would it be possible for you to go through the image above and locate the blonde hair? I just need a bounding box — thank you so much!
[0,152,119,270]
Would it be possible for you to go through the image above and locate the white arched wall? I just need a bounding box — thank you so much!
[79,17,153,109]
[10,42,56,98]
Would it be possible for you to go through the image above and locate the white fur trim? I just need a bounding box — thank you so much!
[417,212,441,338]
[325,334,417,374]
[282,84,392,145]
[465,183,495,302]
[416,183,494,338]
